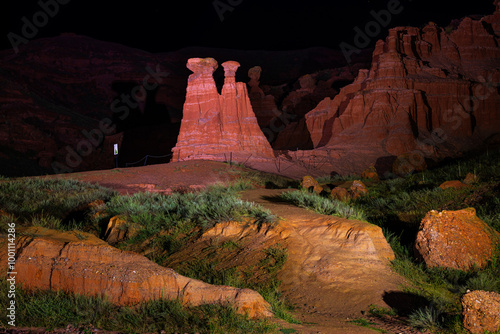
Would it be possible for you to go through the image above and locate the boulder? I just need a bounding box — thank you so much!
[301,176,323,194]
[88,199,107,220]
[104,215,141,244]
[462,290,500,334]
[463,173,479,185]
[0,227,272,318]
[362,166,379,180]
[439,180,470,190]
[415,208,500,270]
[330,180,368,201]
[171,58,274,162]
[331,187,350,201]
[350,180,368,199]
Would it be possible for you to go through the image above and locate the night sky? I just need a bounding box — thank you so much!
[5,0,496,52]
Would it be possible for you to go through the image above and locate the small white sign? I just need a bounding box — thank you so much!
[113,144,118,156]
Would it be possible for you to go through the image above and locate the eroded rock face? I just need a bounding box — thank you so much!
[198,188,401,318]
[305,7,500,161]
[247,66,281,129]
[462,290,500,334]
[301,175,323,194]
[171,58,274,161]
[0,227,272,318]
[415,208,500,270]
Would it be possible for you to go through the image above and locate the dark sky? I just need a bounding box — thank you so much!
[4,0,496,53]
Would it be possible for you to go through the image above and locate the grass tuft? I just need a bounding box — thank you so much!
[279,189,366,220]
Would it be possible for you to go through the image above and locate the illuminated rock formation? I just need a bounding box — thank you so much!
[0,227,272,318]
[305,6,500,160]
[171,58,274,161]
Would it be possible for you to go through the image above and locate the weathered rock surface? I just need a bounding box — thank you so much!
[301,175,323,194]
[439,180,470,190]
[0,227,272,318]
[247,66,281,129]
[305,6,500,164]
[362,166,379,180]
[1,37,358,177]
[415,208,500,270]
[330,180,368,201]
[171,58,274,161]
[104,215,140,244]
[462,290,500,334]
[464,172,479,184]
[231,189,400,317]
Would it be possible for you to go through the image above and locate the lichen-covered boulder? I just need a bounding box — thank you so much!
[462,290,500,334]
[301,176,323,194]
[415,208,500,270]
[362,166,379,180]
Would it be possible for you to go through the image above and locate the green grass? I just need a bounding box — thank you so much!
[278,189,366,220]
[102,184,277,248]
[0,278,276,333]
[173,244,298,325]
[0,178,116,233]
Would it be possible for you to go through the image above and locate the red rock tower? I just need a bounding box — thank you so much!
[171,58,274,161]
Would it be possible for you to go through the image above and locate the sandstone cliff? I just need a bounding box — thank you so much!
[305,4,500,160]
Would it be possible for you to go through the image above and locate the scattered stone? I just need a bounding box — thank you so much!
[331,187,350,201]
[330,180,368,201]
[439,180,470,190]
[462,290,500,334]
[362,166,379,180]
[463,173,479,185]
[301,176,323,194]
[104,215,140,244]
[350,180,368,199]
[415,208,500,271]
[0,227,272,319]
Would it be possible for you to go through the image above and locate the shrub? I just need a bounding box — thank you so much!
[408,306,443,332]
